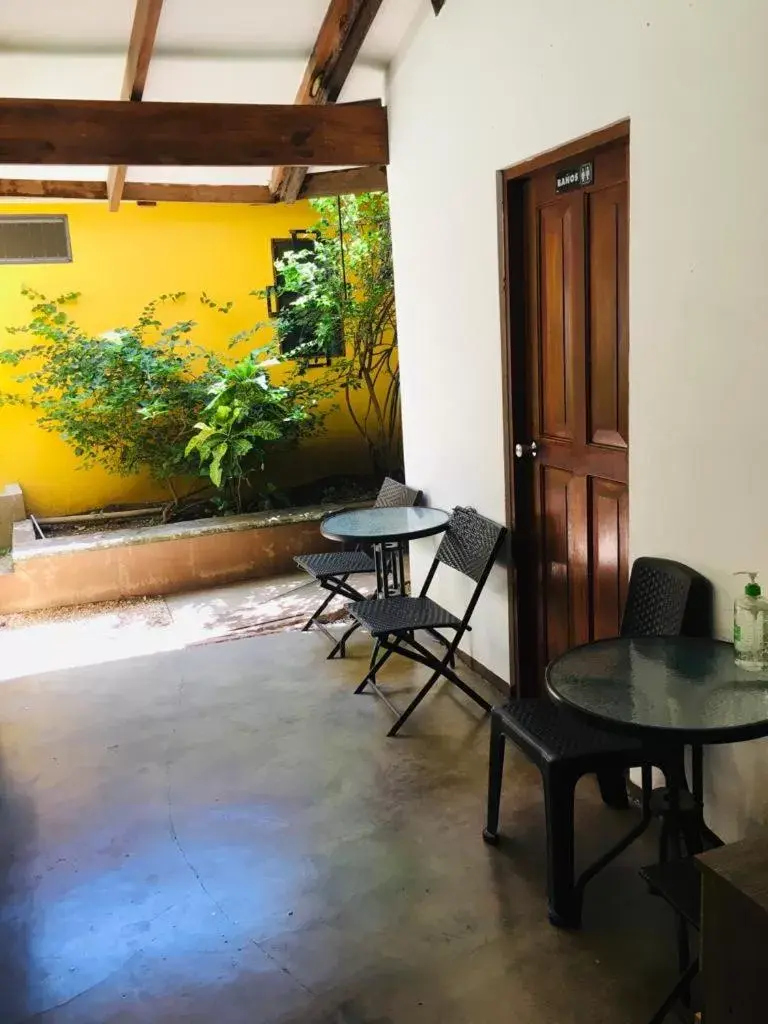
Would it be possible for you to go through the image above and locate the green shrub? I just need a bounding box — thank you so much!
[0,288,223,500]
[0,288,331,511]
[185,350,334,512]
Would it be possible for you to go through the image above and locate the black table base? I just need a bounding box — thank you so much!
[565,748,722,928]
[326,541,408,661]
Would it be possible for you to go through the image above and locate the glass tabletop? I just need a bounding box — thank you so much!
[321,506,450,543]
[546,637,768,743]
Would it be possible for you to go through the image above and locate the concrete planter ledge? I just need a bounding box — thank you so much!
[1,505,339,614]
[12,504,335,561]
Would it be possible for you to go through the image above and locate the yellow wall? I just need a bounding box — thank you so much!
[0,201,376,516]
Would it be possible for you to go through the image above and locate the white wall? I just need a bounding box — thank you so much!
[387,0,768,840]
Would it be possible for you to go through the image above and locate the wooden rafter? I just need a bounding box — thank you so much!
[299,165,387,198]
[122,183,273,204]
[0,180,109,200]
[0,99,388,167]
[0,171,386,204]
[270,0,385,203]
[108,0,165,212]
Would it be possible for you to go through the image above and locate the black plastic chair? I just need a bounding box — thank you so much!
[483,557,713,927]
[348,507,507,736]
[294,478,421,652]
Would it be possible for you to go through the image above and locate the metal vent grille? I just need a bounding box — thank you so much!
[0,215,72,264]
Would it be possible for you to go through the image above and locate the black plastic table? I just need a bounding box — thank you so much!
[321,506,450,599]
[546,636,768,879]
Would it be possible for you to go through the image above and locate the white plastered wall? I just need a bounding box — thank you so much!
[386,0,768,840]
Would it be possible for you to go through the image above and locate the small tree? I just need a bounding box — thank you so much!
[185,349,335,513]
[0,289,332,512]
[272,192,401,478]
[0,288,221,502]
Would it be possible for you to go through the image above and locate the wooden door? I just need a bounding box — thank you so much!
[510,139,629,692]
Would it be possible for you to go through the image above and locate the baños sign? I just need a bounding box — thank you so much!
[555,161,594,193]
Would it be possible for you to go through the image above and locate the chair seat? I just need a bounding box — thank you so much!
[294,550,375,580]
[349,595,461,636]
[495,698,643,764]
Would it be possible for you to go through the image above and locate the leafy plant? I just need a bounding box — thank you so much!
[0,288,223,502]
[185,350,334,512]
[266,192,401,477]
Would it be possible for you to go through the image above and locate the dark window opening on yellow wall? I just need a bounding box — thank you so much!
[268,233,344,361]
[0,215,72,264]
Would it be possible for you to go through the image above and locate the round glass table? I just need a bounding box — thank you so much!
[321,506,451,546]
[321,506,450,599]
[320,506,450,661]
[547,636,768,745]
[546,636,768,872]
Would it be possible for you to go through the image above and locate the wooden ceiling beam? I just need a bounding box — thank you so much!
[0,175,381,204]
[122,183,274,203]
[299,165,387,198]
[270,0,385,203]
[0,99,388,167]
[108,0,165,212]
[0,179,108,200]
[0,180,273,204]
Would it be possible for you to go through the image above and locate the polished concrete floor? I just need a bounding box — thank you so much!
[0,626,680,1023]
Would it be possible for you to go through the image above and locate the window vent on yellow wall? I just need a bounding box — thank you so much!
[0,215,72,264]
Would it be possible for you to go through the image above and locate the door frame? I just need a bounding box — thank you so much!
[496,119,630,697]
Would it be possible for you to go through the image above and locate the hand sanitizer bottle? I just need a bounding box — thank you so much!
[733,572,768,670]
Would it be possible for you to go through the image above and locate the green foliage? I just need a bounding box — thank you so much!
[0,288,331,511]
[199,292,234,314]
[185,350,334,511]
[263,192,401,477]
[0,288,221,493]
[0,197,400,515]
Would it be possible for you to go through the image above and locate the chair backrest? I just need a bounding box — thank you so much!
[620,557,713,638]
[434,506,507,583]
[374,477,421,509]
[420,506,507,636]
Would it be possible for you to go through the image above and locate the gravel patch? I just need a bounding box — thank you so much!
[0,595,171,631]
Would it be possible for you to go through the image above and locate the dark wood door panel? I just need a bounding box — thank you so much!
[539,201,575,441]
[587,181,628,450]
[536,439,628,483]
[590,478,629,640]
[538,465,571,662]
[537,466,589,663]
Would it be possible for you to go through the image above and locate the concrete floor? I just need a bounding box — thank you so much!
[0,622,681,1023]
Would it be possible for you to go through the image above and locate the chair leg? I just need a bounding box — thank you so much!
[646,959,699,1024]
[387,666,443,737]
[543,770,579,928]
[301,585,337,632]
[355,643,396,694]
[482,718,505,845]
[327,621,360,660]
[596,766,630,810]
[676,918,691,1006]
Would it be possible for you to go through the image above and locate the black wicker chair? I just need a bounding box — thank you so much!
[348,507,507,737]
[483,557,713,927]
[294,478,421,653]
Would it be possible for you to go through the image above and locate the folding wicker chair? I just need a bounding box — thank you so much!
[294,478,421,653]
[483,556,713,927]
[348,506,507,737]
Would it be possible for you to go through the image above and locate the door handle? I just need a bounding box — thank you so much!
[514,441,538,459]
